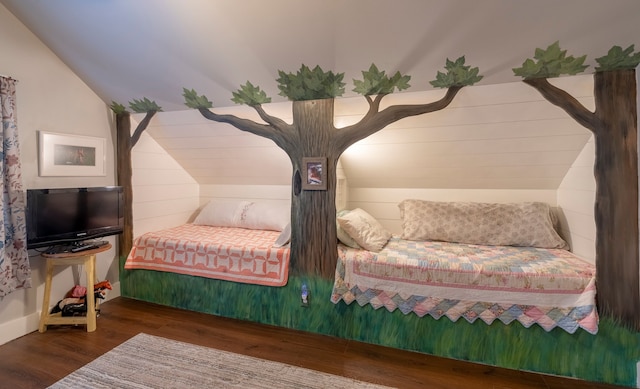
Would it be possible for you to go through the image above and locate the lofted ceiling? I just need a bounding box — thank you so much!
[2,0,639,189]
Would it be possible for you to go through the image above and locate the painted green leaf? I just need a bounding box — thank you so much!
[353,64,411,95]
[595,45,640,71]
[129,97,162,113]
[390,71,411,91]
[429,56,483,88]
[277,64,346,101]
[513,41,588,79]
[183,88,213,109]
[110,101,127,115]
[231,81,272,106]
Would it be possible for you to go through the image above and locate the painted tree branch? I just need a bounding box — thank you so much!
[523,78,600,131]
[130,110,158,149]
[197,107,284,137]
[252,105,290,131]
[197,106,296,151]
[335,86,463,151]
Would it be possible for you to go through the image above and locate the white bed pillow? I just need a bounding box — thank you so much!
[273,223,291,247]
[242,201,290,232]
[336,210,361,249]
[193,199,252,227]
[398,200,568,249]
[194,200,290,232]
[337,208,391,252]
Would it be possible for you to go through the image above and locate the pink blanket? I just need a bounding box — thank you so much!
[125,224,289,286]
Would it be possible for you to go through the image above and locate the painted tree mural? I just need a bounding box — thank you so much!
[112,42,640,330]
[513,42,640,329]
[110,99,162,257]
[183,59,482,278]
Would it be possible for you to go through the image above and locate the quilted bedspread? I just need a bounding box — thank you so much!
[331,237,598,334]
[125,224,289,286]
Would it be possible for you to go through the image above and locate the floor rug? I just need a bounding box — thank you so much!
[48,333,393,388]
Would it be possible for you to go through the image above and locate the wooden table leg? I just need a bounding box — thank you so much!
[38,260,54,333]
[85,255,96,332]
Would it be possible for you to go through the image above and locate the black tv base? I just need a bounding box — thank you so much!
[44,240,109,255]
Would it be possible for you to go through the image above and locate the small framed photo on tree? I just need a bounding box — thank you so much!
[302,157,327,190]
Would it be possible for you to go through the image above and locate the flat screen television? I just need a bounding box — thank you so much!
[26,186,124,249]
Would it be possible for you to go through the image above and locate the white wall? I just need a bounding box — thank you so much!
[557,136,596,263]
[199,184,290,208]
[131,131,198,238]
[337,77,594,190]
[0,4,118,345]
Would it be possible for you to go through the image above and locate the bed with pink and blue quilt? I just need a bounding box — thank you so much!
[330,200,598,334]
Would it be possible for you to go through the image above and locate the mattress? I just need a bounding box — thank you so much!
[124,224,290,286]
[331,237,598,334]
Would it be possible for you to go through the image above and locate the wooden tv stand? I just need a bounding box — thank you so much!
[38,243,112,333]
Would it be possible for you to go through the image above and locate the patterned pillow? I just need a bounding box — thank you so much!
[398,200,568,249]
[337,208,391,252]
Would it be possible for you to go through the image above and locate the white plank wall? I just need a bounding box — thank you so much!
[199,184,290,204]
[142,106,293,186]
[557,137,596,262]
[338,77,593,190]
[141,76,594,192]
[199,159,347,214]
[131,131,199,238]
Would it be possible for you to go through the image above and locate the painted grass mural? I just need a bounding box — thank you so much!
[120,258,640,387]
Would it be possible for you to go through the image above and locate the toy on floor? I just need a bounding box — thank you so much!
[50,280,112,317]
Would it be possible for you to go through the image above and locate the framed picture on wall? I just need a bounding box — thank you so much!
[301,157,327,190]
[38,131,106,176]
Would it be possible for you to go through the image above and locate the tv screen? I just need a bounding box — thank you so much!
[26,186,124,249]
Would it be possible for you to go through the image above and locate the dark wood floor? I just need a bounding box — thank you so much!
[0,297,626,389]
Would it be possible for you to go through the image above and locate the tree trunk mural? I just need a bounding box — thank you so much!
[524,69,639,329]
[289,99,339,276]
[115,112,133,258]
[194,87,462,278]
[114,109,157,257]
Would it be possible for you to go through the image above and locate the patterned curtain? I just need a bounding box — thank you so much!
[0,76,30,297]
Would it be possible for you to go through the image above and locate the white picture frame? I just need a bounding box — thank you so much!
[38,131,106,177]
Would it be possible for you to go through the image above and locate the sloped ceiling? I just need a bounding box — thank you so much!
[2,0,639,189]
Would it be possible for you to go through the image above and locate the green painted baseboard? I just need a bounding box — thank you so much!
[120,258,640,387]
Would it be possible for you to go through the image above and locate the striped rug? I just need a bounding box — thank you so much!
[48,333,393,388]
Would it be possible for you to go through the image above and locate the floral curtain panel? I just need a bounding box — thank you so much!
[0,76,30,297]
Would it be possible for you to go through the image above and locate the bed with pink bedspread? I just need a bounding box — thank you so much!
[125,224,290,287]
[330,200,598,334]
